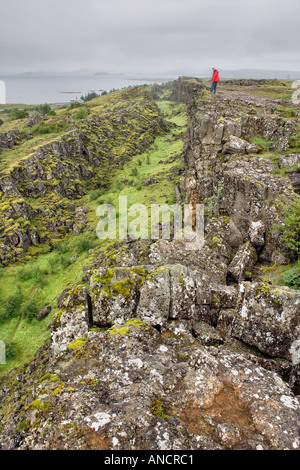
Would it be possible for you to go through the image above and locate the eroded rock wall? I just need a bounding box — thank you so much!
[0,79,299,451]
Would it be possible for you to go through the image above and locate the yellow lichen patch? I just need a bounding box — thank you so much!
[108,318,151,336]
[67,337,87,351]
[24,399,50,412]
[125,318,150,330]
[108,325,130,336]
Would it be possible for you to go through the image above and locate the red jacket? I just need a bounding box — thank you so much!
[212,70,219,82]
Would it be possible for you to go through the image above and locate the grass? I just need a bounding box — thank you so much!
[249,136,276,150]
[0,228,101,375]
[0,253,93,375]
[261,260,300,290]
[289,123,300,153]
[275,107,298,118]
[249,80,293,100]
[84,95,186,230]
[86,113,186,238]
[273,163,299,177]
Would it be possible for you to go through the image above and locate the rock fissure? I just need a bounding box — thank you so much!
[0,78,300,450]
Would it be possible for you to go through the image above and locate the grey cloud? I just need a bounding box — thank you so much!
[0,0,299,74]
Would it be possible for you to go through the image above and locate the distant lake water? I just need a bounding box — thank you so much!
[0,73,178,105]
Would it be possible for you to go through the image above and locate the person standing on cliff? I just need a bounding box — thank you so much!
[211,68,219,93]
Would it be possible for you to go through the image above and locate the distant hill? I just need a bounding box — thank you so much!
[215,68,300,80]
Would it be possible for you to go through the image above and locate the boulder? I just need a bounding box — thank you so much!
[37,305,52,322]
[232,281,300,361]
[278,153,300,169]
[248,220,265,248]
[222,135,249,155]
[90,263,237,329]
[227,241,258,281]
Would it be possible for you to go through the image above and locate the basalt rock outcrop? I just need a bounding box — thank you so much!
[0,89,167,265]
[177,83,298,265]
[0,78,299,450]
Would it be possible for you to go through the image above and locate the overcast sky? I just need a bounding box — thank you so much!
[0,0,299,75]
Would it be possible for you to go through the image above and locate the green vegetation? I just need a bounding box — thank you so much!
[89,188,106,201]
[150,397,169,419]
[251,80,292,100]
[12,109,29,120]
[289,123,300,152]
[0,286,24,320]
[0,85,187,376]
[31,120,70,135]
[277,198,300,256]
[80,91,100,102]
[0,231,98,374]
[86,96,186,240]
[203,182,224,217]
[249,136,275,150]
[261,261,300,291]
[67,337,87,351]
[281,262,300,290]
[273,163,299,177]
[74,108,89,120]
[0,104,36,125]
[275,107,297,118]
[34,103,52,115]
[266,197,300,290]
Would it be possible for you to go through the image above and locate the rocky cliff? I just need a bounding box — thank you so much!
[0,87,167,265]
[0,78,299,451]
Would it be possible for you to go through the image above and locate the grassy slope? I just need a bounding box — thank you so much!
[0,90,187,375]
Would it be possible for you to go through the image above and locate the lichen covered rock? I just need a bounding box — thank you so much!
[1,312,299,450]
[232,281,300,362]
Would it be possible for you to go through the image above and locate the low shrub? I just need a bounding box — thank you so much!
[32,120,69,135]
[34,103,52,115]
[74,108,89,120]
[76,232,97,253]
[280,198,300,256]
[0,286,24,320]
[5,341,18,360]
[20,298,40,321]
[281,263,300,290]
[89,188,106,201]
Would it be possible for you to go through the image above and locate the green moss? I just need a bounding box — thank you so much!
[100,268,115,287]
[150,397,168,420]
[131,266,146,275]
[67,337,87,351]
[90,272,100,284]
[243,270,253,278]
[40,373,51,382]
[179,353,188,362]
[257,283,271,294]
[145,264,169,281]
[80,377,98,387]
[108,318,151,336]
[16,419,31,432]
[25,399,50,412]
[50,381,65,395]
[50,374,59,382]
[125,318,150,330]
[109,325,130,336]
[112,278,134,298]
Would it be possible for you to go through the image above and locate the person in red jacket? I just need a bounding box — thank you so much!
[211,68,219,94]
